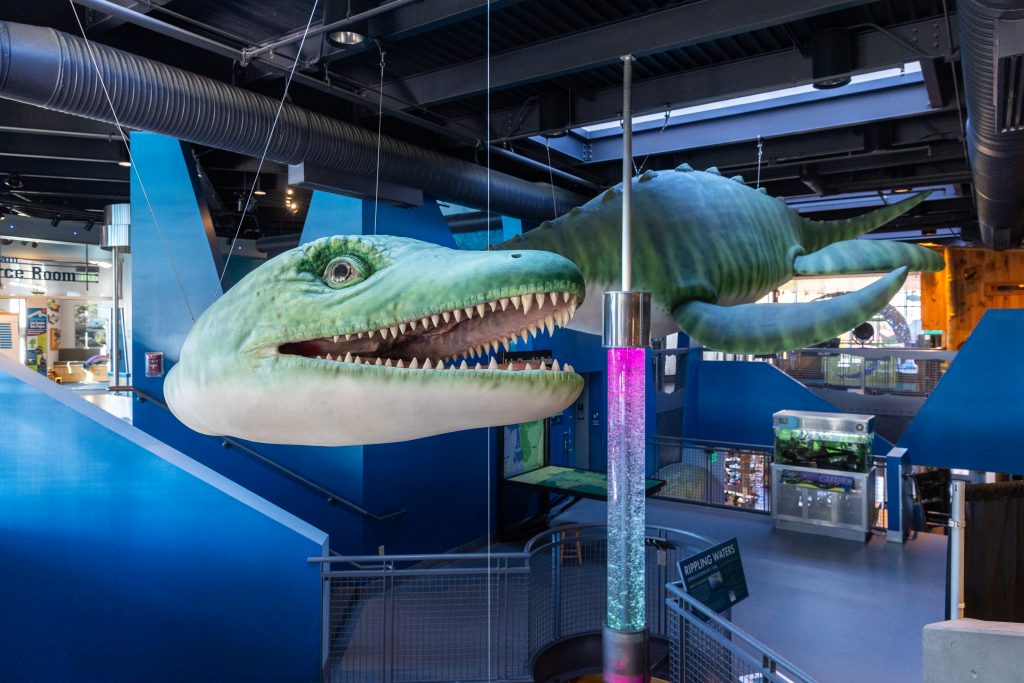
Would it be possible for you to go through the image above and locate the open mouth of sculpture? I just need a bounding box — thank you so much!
[277,289,580,372]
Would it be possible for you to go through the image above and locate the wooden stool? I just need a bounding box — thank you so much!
[558,524,582,566]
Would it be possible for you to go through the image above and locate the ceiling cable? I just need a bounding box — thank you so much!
[373,42,387,235]
[756,135,764,189]
[220,0,321,287]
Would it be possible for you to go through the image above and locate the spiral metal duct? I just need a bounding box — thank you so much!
[0,21,583,220]
[959,0,1024,249]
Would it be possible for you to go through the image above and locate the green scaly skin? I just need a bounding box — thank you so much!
[499,166,944,353]
[165,235,585,446]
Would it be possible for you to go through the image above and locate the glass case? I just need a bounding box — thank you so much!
[771,411,877,542]
[773,410,873,473]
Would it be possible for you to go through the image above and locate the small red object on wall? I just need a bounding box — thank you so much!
[145,352,164,378]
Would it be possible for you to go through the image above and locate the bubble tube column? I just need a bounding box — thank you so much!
[602,52,652,683]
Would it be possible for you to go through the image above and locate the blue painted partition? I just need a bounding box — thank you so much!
[0,356,327,683]
[683,355,892,453]
[900,309,1024,474]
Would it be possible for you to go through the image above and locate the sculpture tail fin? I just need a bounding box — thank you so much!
[799,191,931,253]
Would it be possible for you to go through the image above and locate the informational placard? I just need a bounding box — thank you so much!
[25,308,48,375]
[780,468,854,493]
[678,538,748,614]
[503,419,546,478]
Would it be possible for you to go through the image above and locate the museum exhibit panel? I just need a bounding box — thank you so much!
[2,1,1024,683]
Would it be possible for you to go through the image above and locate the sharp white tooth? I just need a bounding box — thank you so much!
[560,309,571,327]
[510,295,521,310]
[370,329,380,339]
[409,320,418,331]
[431,314,440,326]
[569,302,578,318]
[357,331,365,339]
[489,301,498,312]
[552,359,561,372]
[475,345,485,357]
[424,358,433,370]
[476,303,487,317]
[563,291,570,303]
[501,337,511,352]
[326,353,334,361]
[528,324,538,339]
[520,330,529,344]
[375,358,383,366]
[388,326,398,339]
[396,360,405,368]
[549,292,558,306]
[464,307,475,320]
[333,335,339,343]
[353,356,362,364]
[525,362,535,371]
[506,362,514,371]
[385,359,393,367]
[459,360,468,370]
[565,363,575,373]
[410,358,419,369]
[421,317,431,329]
[345,333,352,341]
[535,292,546,309]
[442,311,451,323]
[344,352,353,363]
[488,357,497,369]
[539,360,548,371]
[316,355,322,360]
[492,340,501,353]
[500,297,510,311]
[544,315,556,336]
[453,308,463,322]
[399,322,408,334]
[474,362,482,370]
[522,294,533,314]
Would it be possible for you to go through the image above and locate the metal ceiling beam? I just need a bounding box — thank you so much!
[0,101,120,139]
[0,135,124,163]
[455,15,958,142]
[585,82,940,163]
[84,0,173,36]
[383,0,877,108]
[0,158,130,183]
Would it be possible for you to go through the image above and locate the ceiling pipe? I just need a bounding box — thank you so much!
[0,21,583,221]
[959,0,1024,249]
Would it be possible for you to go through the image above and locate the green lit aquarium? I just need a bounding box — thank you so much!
[773,410,873,473]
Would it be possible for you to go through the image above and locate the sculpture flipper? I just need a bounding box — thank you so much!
[672,267,908,354]
[795,240,944,275]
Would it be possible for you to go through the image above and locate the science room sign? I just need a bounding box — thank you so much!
[0,256,104,296]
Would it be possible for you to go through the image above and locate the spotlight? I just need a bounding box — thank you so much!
[253,176,267,196]
[286,187,294,196]
[324,0,368,48]
[811,28,852,90]
[117,145,132,168]
[31,242,38,249]
[892,187,912,194]
[4,175,23,190]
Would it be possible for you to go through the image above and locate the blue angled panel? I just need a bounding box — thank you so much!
[900,309,1024,474]
[0,356,327,682]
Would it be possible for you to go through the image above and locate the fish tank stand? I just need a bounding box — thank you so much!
[771,410,877,542]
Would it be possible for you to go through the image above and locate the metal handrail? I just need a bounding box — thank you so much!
[666,582,818,682]
[646,435,773,451]
[110,384,406,522]
[524,521,718,555]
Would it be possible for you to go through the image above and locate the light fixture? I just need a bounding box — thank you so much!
[31,242,38,249]
[892,186,912,194]
[811,28,853,90]
[286,187,294,196]
[324,0,368,48]
[117,145,132,168]
[253,175,267,196]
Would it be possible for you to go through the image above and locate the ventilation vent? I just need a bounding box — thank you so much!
[998,53,1024,132]
[0,322,12,350]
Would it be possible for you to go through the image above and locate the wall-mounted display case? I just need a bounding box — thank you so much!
[771,411,877,542]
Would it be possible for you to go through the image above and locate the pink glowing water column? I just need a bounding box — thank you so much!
[606,345,647,633]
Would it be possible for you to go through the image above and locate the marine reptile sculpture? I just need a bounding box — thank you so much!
[166,167,943,445]
[500,165,944,353]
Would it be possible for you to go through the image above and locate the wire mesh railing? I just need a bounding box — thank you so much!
[702,347,956,397]
[651,437,774,513]
[666,582,817,683]
[317,524,725,682]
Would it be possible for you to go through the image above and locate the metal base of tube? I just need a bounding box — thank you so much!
[602,625,649,683]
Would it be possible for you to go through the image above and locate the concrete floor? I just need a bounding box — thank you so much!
[557,498,948,683]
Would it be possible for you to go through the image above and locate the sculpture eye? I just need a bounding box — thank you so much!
[323,256,367,289]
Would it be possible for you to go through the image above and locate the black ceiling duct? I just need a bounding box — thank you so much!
[811,28,853,90]
[0,21,583,221]
[959,0,1024,249]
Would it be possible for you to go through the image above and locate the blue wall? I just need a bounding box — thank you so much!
[0,356,326,682]
[683,355,892,453]
[900,309,1024,474]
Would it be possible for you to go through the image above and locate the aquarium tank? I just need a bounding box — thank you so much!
[773,410,874,473]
